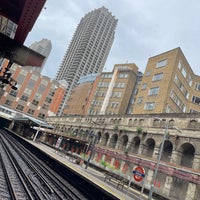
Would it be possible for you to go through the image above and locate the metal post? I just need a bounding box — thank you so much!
[33,127,40,142]
[148,122,168,200]
[85,134,97,169]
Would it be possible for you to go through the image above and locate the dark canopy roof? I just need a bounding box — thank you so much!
[14,116,54,129]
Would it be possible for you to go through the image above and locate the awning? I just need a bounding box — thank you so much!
[14,116,54,129]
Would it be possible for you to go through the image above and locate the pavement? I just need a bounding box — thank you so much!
[28,140,150,200]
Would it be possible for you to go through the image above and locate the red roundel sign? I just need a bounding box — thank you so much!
[133,166,145,182]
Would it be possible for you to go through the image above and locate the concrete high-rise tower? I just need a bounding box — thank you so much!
[55,7,118,115]
[25,39,52,73]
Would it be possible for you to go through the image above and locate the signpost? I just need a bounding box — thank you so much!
[133,166,145,182]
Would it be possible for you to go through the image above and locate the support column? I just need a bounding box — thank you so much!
[138,143,144,154]
[163,176,173,196]
[152,146,160,159]
[185,183,197,200]
[111,157,115,165]
[147,169,154,188]
[171,150,182,165]
[192,154,200,170]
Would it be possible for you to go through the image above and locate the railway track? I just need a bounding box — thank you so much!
[0,129,88,200]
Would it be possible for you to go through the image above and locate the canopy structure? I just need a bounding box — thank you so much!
[0,0,46,66]
[0,0,46,44]
[13,116,54,129]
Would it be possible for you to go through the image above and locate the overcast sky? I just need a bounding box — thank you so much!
[25,0,200,78]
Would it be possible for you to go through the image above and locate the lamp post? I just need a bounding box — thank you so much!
[148,119,169,200]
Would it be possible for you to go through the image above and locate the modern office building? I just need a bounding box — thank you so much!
[55,7,118,115]
[25,39,52,73]
[0,60,67,120]
[132,47,200,114]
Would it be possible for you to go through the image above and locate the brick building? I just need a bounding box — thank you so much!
[132,47,200,114]
[0,60,67,119]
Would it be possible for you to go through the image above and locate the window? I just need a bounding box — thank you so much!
[149,87,159,96]
[195,83,200,91]
[118,73,128,78]
[32,99,39,106]
[42,104,49,109]
[181,68,186,78]
[141,83,147,90]
[137,97,143,104]
[16,74,25,84]
[146,71,151,76]
[170,90,186,112]
[166,104,175,113]
[38,84,46,93]
[152,73,163,81]
[178,60,182,70]
[144,102,155,110]
[174,76,189,99]
[27,109,35,115]
[24,88,32,95]
[16,104,24,111]
[27,79,36,88]
[45,97,52,103]
[110,102,118,108]
[5,99,12,106]
[156,59,167,68]
[10,90,17,97]
[192,96,200,105]
[31,74,39,81]
[49,91,55,97]
[21,95,28,102]
[38,113,45,119]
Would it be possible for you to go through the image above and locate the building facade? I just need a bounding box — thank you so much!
[132,47,200,114]
[55,7,118,115]
[0,60,67,119]
[40,113,200,200]
[63,73,99,115]
[88,63,139,115]
[25,38,52,73]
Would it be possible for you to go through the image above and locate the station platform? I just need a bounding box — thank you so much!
[28,140,149,200]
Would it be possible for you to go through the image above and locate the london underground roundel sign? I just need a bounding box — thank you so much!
[133,166,145,182]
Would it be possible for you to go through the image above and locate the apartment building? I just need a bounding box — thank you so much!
[0,60,67,119]
[63,74,99,115]
[132,47,200,114]
[88,63,139,115]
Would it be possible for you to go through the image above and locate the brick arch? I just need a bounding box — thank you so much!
[96,131,101,144]
[130,136,141,154]
[178,142,195,168]
[143,138,155,157]
[161,140,173,162]
[108,133,118,148]
[188,119,198,129]
[101,132,109,146]
[118,134,129,151]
